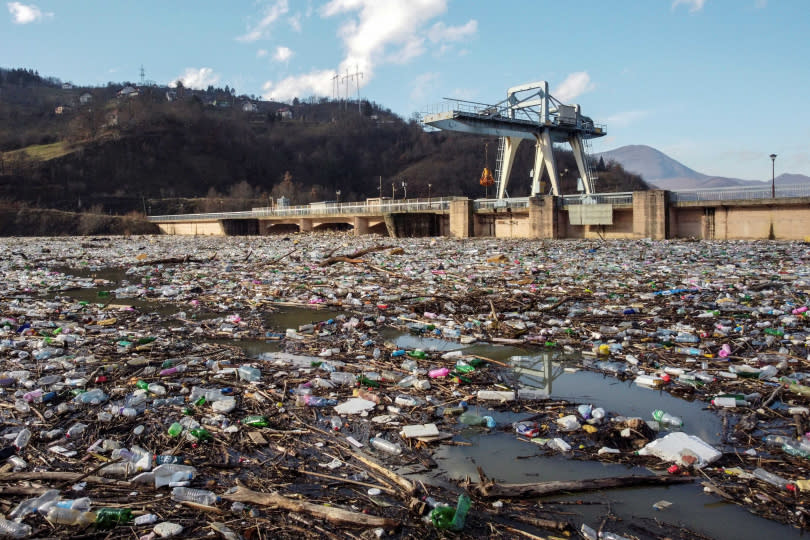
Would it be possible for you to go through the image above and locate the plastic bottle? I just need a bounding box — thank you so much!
[45,506,97,527]
[300,395,337,407]
[330,415,343,431]
[0,518,32,538]
[168,422,183,437]
[95,508,133,528]
[329,371,355,385]
[242,415,270,427]
[429,493,471,531]
[752,467,791,489]
[428,367,450,378]
[651,409,683,428]
[189,428,213,441]
[397,374,417,388]
[171,486,220,506]
[237,365,261,382]
[66,423,88,439]
[369,437,402,455]
[153,463,196,487]
[55,497,92,512]
[13,428,31,450]
[458,412,496,428]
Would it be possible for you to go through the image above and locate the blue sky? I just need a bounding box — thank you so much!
[2,0,808,180]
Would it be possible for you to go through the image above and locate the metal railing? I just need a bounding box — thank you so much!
[670,183,810,203]
[474,197,530,210]
[148,198,455,222]
[560,192,633,207]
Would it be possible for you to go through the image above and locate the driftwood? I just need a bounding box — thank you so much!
[471,474,694,499]
[221,481,399,528]
[351,452,416,495]
[319,244,389,266]
[0,471,132,487]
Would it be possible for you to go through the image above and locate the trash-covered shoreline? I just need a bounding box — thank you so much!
[1,234,810,539]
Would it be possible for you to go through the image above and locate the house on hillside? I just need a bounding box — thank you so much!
[61,82,73,90]
[278,107,292,120]
[241,101,258,112]
[117,86,139,98]
[55,105,73,115]
[165,90,177,102]
[79,92,93,105]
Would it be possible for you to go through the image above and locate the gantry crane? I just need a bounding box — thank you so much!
[423,80,606,198]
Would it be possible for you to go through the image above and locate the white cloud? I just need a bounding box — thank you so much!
[256,49,268,58]
[7,2,51,24]
[604,110,649,128]
[258,0,477,103]
[170,68,221,90]
[427,20,477,43]
[237,0,289,42]
[552,72,594,103]
[410,72,439,104]
[262,69,336,102]
[288,13,302,32]
[274,46,293,62]
[672,0,707,12]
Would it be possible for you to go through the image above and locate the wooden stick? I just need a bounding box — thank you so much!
[221,481,399,528]
[0,471,132,487]
[471,475,693,499]
[351,452,415,495]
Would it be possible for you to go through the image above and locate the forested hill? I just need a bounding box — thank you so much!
[0,67,647,215]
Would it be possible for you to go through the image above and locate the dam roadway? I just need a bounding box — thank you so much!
[148,185,810,241]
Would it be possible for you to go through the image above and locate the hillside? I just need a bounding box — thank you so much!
[0,67,647,215]
[598,144,810,190]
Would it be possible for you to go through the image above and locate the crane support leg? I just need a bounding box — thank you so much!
[531,140,546,196]
[496,136,522,199]
[537,131,560,196]
[568,134,593,194]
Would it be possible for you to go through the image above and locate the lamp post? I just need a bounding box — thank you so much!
[401,181,407,200]
[428,183,432,200]
[769,154,777,199]
[336,189,341,204]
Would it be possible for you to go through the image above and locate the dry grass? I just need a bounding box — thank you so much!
[6,141,74,161]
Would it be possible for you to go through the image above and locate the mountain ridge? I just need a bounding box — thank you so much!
[597,144,809,190]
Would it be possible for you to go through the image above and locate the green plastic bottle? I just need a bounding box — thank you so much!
[167,422,183,437]
[135,380,149,391]
[430,494,471,531]
[242,415,270,427]
[95,508,133,528]
[189,428,212,441]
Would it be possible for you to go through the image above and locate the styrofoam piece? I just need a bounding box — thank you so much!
[637,432,721,467]
[332,397,376,415]
[399,423,439,439]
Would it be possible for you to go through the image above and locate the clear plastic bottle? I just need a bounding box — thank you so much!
[171,486,220,505]
[329,415,343,431]
[13,428,31,450]
[66,423,88,439]
[369,437,402,455]
[651,409,683,428]
[45,506,97,527]
[752,467,791,489]
[0,518,32,538]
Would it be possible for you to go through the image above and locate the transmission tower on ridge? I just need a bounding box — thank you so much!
[422,80,606,198]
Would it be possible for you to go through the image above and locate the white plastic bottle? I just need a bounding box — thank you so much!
[171,486,220,505]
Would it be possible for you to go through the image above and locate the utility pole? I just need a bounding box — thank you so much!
[341,66,364,113]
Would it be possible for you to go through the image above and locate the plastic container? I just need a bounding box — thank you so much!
[428,367,450,378]
[95,508,133,528]
[652,409,683,428]
[369,437,402,455]
[458,413,495,428]
[171,487,220,506]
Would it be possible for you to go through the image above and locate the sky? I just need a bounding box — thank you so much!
[2,0,809,180]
